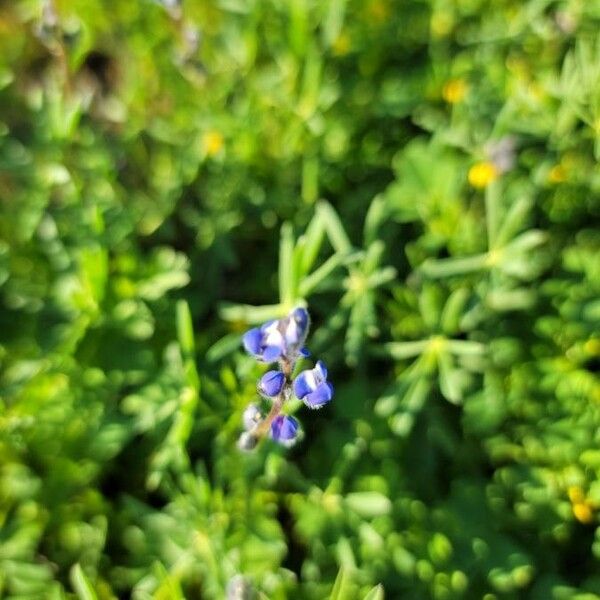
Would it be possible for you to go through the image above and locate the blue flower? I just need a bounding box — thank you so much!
[258,370,286,397]
[293,360,334,409]
[270,415,300,446]
[242,308,310,363]
[289,307,309,343]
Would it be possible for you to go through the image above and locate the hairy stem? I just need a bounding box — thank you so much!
[253,359,293,439]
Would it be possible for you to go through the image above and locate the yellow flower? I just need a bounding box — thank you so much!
[442,79,467,104]
[468,161,498,189]
[568,486,595,524]
[584,339,600,356]
[573,502,594,524]
[332,32,351,56]
[567,485,585,504]
[431,12,453,38]
[366,0,389,23]
[548,164,567,184]
[203,130,224,157]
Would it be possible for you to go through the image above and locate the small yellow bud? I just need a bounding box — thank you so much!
[573,502,594,524]
[548,164,567,183]
[431,13,453,38]
[203,130,224,157]
[442,79,467,104]
[584,339,600,356]
[367,0,389,22]
[567,485,585,504]
[332,32,350,56]
[468,162,498,189]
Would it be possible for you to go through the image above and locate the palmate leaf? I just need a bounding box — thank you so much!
[218,199,392,365]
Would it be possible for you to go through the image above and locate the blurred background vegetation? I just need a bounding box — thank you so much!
[1,0,600,598]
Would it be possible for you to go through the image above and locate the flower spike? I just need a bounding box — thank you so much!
[238,307,331,450]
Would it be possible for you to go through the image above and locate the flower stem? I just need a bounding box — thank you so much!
[253,359,293,439]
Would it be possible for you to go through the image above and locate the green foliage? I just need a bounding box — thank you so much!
[1,0,600,598]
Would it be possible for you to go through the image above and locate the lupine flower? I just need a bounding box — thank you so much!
[242,308,310,363]
[258,370,285,398]
[238,306,330,451]
[242,404,263,430]
[237,431,258,452]
[270,415,300,447]
[293,360,334,409]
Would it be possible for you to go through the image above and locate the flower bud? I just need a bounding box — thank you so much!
[237,432,258,452]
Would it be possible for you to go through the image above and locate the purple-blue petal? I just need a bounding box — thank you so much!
[315,360,328,380]
[262,345,284,363]
[260,319,276,333]
[303,382,333,409]
[292,308,310,335]
[293,371,313,400]
[299,346,310,357]
[242,328,262,355]
[270,415,299,443]
[259,370,285,397]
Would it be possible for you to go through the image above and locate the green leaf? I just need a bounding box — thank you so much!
[440,288,470,335]
[279,222,295,306]
[152,562,185,600]
[70,564,98,600]
[302,153,319,203]
[446,340,486,357]
[177,300,200,395]
[206,332,243,362]
[345,492,392,518]
[419,284,444,330]
[300,249,364,298]
[364,195,387,245]
[485,179,502,248]
[300,44,322,118]
[421,253,489,278]
[503,229,547,254]
[318,201,352,253]
[77,245,108,314]
[300,213,327,275]
[219,303,284,324]
[437,351,462,404]
[176,300,195,356]
[367,267,397,288]
[383,340,429,360]
[389,376,432,436]
[322,0,348,47]
[494,196,533,248]
[363,584,385,600]
[363,240,385,274]
[299,253,346,297]
[330,567,353,600]
[336,537,357,570]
